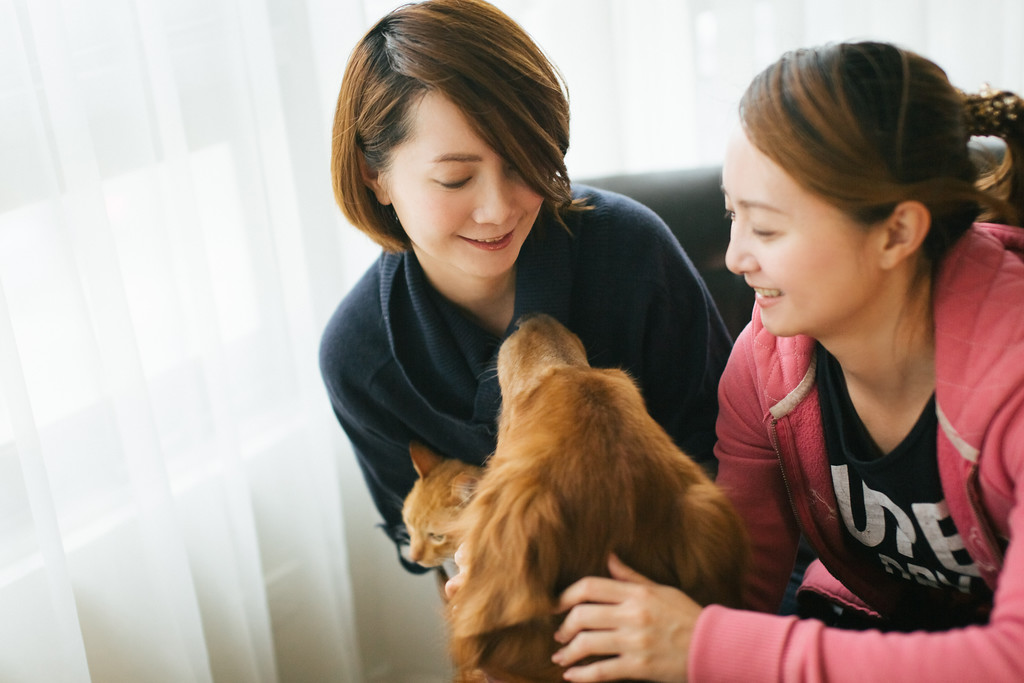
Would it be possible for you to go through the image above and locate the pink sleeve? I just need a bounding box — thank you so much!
[691,589,1024,683]
[713,329,800,612]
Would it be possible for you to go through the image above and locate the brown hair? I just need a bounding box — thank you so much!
[739,41,1023,269]
[331,0,579,252]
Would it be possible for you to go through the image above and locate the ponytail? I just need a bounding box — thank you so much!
[960,85,1024,226]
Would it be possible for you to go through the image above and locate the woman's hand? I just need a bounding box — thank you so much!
[552,554,703,683]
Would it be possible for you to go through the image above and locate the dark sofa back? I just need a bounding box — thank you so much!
[582,166,754,339]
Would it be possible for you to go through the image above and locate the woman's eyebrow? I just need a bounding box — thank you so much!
[737,199,784,213]
[432,153,483,164]
[721,188,785,214]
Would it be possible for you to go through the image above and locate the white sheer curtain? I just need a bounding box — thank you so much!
[511,0,1024,177]
[2,1,1022,682]
[1,0,365,680]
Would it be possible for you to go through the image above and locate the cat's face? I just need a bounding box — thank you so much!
[402,442,482,567]
[403,481,463,567]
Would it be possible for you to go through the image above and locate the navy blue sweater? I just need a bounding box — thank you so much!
[319,186,731,572]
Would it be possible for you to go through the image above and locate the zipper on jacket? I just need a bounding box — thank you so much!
[768,417,800,521]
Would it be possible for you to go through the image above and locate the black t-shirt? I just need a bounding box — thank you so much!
[816,344,991,618]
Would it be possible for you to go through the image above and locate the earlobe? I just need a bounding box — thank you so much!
[879,201,931,269]
[359,155,392,205]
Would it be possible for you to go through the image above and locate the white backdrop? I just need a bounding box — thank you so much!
[1,1,1021,681]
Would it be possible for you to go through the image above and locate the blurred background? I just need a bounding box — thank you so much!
[1,0,1021,681]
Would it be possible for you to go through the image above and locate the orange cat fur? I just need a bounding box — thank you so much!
[402,441,482,568]
[448,314,750,683]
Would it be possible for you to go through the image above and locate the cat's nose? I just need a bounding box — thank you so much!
[409,543,423,562]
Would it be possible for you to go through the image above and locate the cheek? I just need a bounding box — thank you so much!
[790,244,868,305]
[519,187,544,216]
[397,193,469,237]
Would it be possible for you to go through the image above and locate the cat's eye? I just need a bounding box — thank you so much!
[429,533,445,543]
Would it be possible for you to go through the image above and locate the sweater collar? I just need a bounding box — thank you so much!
[374,211,575,424]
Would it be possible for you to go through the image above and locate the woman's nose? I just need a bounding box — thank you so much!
[724,224,755,275]
[472,177,514,225]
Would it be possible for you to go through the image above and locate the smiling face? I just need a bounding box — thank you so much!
[722,128,894,342]
[362,91,544,302]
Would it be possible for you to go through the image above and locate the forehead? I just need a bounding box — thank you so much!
[723,128,841,223]
[398,91,491,162]
[723,128,879,245]
[722,129,791,197]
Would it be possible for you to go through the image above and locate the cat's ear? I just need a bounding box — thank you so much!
[409,441,444,479]
[452,473,479,506]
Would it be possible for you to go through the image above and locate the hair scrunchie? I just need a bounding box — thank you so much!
[960,84,1022,137]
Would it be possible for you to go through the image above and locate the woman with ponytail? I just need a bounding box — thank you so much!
[552,41,1024,682]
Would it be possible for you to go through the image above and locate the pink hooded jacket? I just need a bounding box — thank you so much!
[690,224,1024,681]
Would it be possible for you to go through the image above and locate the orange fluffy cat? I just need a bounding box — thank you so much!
[402,441,482,569]
[448,314,750,683]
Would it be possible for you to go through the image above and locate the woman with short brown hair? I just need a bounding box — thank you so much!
[320,0,730,576]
